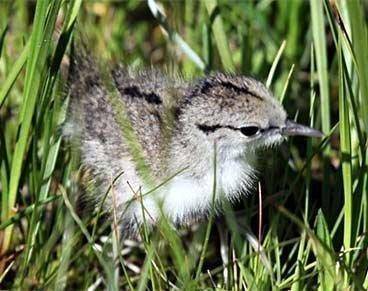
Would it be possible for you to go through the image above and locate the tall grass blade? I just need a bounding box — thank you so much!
[147,0,205,70]
[195,142,217,280]
[315,209,334,290]
[266,40,286,88]
[0,0,50,262]
[346,0,368,131]
[205,0,235,72]
[0,41,30,108]
[338,34,353,277]
[310,0,331,145]
[276,204,344,289]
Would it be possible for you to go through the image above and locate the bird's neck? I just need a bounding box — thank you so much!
[168,126,258,196]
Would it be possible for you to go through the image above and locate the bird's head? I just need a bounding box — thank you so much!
[179,73,322,157]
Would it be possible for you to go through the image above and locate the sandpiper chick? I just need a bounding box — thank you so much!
[64,52,322,236]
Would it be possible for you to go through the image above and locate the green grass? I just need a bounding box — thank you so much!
[0,0,367,289]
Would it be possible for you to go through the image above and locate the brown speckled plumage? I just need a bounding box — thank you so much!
[64,50,322,236]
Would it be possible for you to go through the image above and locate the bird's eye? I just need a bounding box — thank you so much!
[240,126,260,137]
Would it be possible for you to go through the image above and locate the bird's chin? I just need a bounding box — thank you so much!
[262,133,286,148]
[246,133,285,152]
[218,133,285,157]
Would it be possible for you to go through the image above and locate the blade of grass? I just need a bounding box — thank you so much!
[204,0,235,72]
[338,34,353,277]
[17,0,65,281]
[291,44,317,291]
[0,24,8,59]
[276,204,344,289]
[0,196,60,230]
[266,40,286,88]
[279,64,295,104]
[310,0,331,137]
[311,0,332,224]
[55,140,81,291]
[195,142,217,280]
[346,0,368,131]
[0,40,30,108]
[202,22,212,72]
[60,185,116,290]
[315,209,334,290]
[0,124,10,225]
[325,2,368,261]
[147,0,205,71]
[0,0,50,261]
[137,244,155,291]
[344,2,368,261]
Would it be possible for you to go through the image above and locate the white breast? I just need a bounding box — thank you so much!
[219,157,255,200]
[159,156,256,224]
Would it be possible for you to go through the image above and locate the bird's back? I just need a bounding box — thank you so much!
[64,52,187,199]
[111,66,187,177]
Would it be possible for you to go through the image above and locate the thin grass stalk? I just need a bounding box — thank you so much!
[204,0,235,72]
[137,245,155,291]
[338,34,353,278]
[0,0,50,265]
[157,216,191,288]
[345,0,368,244]
[0,41,30,108]
[346,0,368,132]
[0,126,9,210]
[266,40,286,88]
[291,43,317,291]
[0,25,8,58]
[147,0,205,70]
[0,196,59,230]
[17,0,75,281]
[195,142,217,281]
[279,64,295,104]
[315,210,334,290]
[310,0,331,137]
[54,206,75,291]
[276,204,345,287]
[326,1,368,249]
[60,186,116,290]
[310,0,331,215]
[202,22,212,72]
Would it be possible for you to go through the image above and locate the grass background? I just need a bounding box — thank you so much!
[0,0,367,289]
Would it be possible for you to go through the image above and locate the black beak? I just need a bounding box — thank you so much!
[281,119,324,138]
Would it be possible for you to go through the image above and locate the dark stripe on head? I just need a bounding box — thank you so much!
[122,86,162,105]
[200,78,263,101]
[196,123,237,134]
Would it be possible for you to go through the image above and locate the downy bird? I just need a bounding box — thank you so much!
[64,51,322,236]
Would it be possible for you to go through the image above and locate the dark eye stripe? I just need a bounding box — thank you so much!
[196,123,264,137]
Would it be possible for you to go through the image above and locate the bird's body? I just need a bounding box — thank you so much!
[64,52,321,235]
